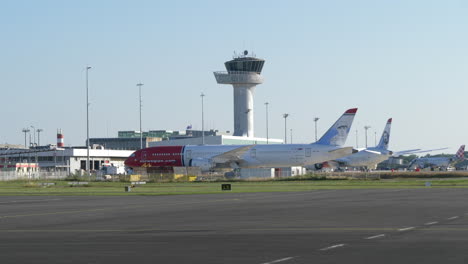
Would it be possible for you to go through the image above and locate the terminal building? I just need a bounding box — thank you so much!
[0,131,133,176]
[0,145,133,174]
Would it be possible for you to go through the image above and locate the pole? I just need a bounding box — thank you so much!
[290,128,293,144]
[22,128,30,148]
[283,114,289,144]
[86,66,91,175]
[265,102,269,144]
[374,131,377,146]
[30,126,35,147]
[364,126,371,148]
[137,83,144,149]
[37,129,43,146]
[314,117,319,142]
[201,93,205,145]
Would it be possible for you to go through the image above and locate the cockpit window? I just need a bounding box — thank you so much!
[130,153,135,157]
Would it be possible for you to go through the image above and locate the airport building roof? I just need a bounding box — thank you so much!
[149,135,283,147]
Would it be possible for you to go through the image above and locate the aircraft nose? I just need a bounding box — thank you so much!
[124,156,137,167]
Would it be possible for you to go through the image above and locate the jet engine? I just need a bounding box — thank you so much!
[189,158,214,172]
[314,163,324,170]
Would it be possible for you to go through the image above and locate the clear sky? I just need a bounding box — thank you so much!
[1,0,467,154]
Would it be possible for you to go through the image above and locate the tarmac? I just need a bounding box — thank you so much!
[1,188,468,263]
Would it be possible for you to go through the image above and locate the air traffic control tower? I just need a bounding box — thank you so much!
[214,51,265,137]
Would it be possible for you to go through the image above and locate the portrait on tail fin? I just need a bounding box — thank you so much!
[316,108,357,146]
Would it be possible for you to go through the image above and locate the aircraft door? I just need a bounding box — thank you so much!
[250,149,256,158]
[142,151,148,161]
[305,148,311,157]
[293,148,305,164]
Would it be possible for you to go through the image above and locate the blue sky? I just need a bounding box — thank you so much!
[1,0,467,154]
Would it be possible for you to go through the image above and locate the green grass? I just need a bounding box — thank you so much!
[1,177,468,196]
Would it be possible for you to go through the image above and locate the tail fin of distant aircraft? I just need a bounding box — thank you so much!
[376,118,392,150]
[453,145,465,160]
[316,108,357,146]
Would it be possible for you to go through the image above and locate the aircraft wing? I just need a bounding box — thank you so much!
[362,149,383,155]
[211,145,256,164]
[392,147,448,157]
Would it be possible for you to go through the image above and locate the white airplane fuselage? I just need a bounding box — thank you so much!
[335,148,391,168]
[409,157,453,169]
[125,144,353,171]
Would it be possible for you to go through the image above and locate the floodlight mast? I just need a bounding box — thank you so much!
[137,83,144,149]
[283,113,289,144]
[86,66,91,175]
[364,125,371,148]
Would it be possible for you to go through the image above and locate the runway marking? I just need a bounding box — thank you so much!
[398,227,415,232]
[447,216,459,220]
[320,244,345,251]
[365,234,385,240]
[5,227,468,234]
[0,198,62,204]
[0,198,243,219]
[0,208,110,219]
[425,222,438,225]
[261,256,295,264]
[241,228,395,232]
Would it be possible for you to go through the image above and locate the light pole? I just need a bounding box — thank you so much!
[314,117,319,142]
[30,126,36,147]
[37,129,43,146]
[290,128,293,144]
[283,113,289,144]
[137,83,144,149]
[22,128,30,148]
[374,131,377,146]
[201,92,205,145]
[86,66,92,174]
[265,102,269,144]
[364,125,371,148]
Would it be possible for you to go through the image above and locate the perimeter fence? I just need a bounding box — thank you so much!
[0,171,70,181]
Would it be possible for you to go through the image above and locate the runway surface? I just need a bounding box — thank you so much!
[1,188,468,263]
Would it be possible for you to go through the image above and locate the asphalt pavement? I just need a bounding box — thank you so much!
[1,188,468,263]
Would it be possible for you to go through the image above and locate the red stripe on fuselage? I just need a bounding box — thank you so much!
[125,146,184,168]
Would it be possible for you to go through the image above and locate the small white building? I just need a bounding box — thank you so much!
[0,146,133,174]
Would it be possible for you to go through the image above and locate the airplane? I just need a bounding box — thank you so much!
[125,108,358,172]
[408,145,465,170]
[310,118,446,171]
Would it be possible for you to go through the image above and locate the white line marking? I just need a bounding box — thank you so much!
[365,234,385,240]
[320,244,345,251]
[447,216,459,220]
[398,227,415,232]
[261,257,295,264]
[425,222,438,225]
[0,198,61,204]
